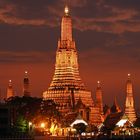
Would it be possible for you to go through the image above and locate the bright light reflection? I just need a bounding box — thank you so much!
[116,119,127,127]
[70,119,88,127]
[29,122,32,126]
[65,6,69,14]
[40,122,45,128]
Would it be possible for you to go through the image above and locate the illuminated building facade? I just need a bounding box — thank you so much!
[125,74,136,122]
[43,6,101,125]
[95,81,103,115]
[23,71,30,97]
[7,80,14,99]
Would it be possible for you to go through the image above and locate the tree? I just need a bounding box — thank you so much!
[5,96,61,133]
[40,99,60,118]
[14,115,28,132]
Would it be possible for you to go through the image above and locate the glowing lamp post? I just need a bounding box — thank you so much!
[41,122,45,128]
[28,122,33,135]
[40,122,46,134]
[29,122,32,127]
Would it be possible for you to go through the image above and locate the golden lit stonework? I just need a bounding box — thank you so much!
[43,6,102,125]
[95,81,103,115]
[23,71,30,97]
[7,80,14,99]
[125,74,136,122]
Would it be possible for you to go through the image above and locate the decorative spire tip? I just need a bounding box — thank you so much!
[64,5,69,15]
[128,73,131,77]
[97,81,101,88]
[25,71,28,74]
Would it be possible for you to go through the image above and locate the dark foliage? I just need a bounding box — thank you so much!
[5,96,60,129]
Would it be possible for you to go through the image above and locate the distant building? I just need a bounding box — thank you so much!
[112,115,135,136]
[104,112,123,130]
[95,81,104,123]
[7,80,14,99]
[23,71,30,97]
[125,74,136,122]
[103,104,111,120]
[75,97,90,122]
[104,98,123,130]
[111,97,121,113]
[104,74,138,132]
[95,81,103,115]
[43,5,102,125]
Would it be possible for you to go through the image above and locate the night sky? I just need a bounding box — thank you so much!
[0,0,140,110]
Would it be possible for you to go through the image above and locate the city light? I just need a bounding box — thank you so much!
[116,119,128,127]
[29,122,32,126]
[70,119,88,127]
[64,6,69,14]
[40,122,45,128]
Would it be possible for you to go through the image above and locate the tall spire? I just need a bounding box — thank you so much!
[96,81,103,115]
[43,5,94,116]
[125,74,136,122]
[23,71,30,97]
[7,80,14,99]
[114,97,118,108]
[64,5,69,16]
[126,73,132,94]
[60,5,73,43]
[97,81,101,88]
[49,5,84,90]
[25,71,28,78]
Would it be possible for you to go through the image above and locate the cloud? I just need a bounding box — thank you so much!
[73,7,140,33]
[0,4,49,26]
[68,0,87,8]
[0,51,54,63]
[0,0,139,34]
[78,34,140,66]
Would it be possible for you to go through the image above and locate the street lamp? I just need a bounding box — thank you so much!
[29,122,32,127]
[40,122,46,135]
[28,122,33,135]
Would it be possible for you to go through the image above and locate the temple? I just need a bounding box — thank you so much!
[95,81,103,115]
[23,71,30,97]
[6,80,14,99]
[43,6,102,125]
[125,74,136,122]
[111,97,121,113]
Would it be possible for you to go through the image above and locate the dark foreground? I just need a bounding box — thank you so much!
[0,135,139,140]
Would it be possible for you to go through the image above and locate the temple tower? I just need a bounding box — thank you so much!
[23,71,30,97]
[7,80,14,99]
[125,74,136,122]
[95,81,103,115]
[43,6,93,114]
[49,6,84,90]
[111,97,121,113]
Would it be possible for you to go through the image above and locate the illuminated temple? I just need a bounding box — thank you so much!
[43,6,102,125]
[7,80,14,99]
[125,74,136,122]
